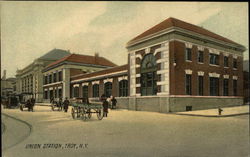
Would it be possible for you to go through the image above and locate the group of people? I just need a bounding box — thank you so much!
[101,94,117,117]
[50,97,70,112]
[25,97,36,111]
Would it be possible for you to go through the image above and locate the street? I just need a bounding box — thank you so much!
[2,105,249,157]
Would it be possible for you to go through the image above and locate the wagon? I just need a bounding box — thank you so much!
[71,102,103,121]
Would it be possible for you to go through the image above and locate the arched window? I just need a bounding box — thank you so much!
[140,53,157,96]
[104,82,112,97]
[119,80,128,97]
[92,84,99,97]
[82,85,88,98]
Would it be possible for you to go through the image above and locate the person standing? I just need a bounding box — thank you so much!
[63,97,70,112]
[111,96,117,109]
[30,97,35,112]
[102,98,109,117]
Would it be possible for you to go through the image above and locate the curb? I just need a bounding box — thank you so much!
[35,103,51,107]
[2,113,33,151]
[171,112,249,118]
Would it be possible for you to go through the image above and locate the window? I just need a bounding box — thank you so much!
[185,74,192,95]
[119,80,128,97]
[82,85,88,98]
[209,54,219,65]
[223,79,229,96]
[73,86,79,98]
[233,59,237,69]
[224,56,229,67]
[53,73,57,82]
[210,77,219,96]
[44,90,48,99]
[49,90,53,99]
[92,84,99,97]
[198,76,203,95]
[140,53,157,96]
[185,48,192,61]
[198,51,204,63]
[49,74,52,84]
[58,71,62,81]
[233,80,237,96]
[58,88,62,98]
[54,89,57,98]
[104,82,112,97]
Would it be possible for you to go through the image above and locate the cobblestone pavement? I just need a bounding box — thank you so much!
[2,105,249,157]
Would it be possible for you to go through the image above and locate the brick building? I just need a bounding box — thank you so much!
[69,17,246,112]
[42,53,116,102]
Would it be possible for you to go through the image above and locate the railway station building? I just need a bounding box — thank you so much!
[42,53,116,102]
[69,17,246,112]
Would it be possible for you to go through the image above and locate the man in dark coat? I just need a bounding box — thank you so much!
[30,97,35,112]
[111,96,117,109]
[63,97,70,112]
[102,99,109,117]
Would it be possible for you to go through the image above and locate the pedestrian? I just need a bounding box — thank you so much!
[30,97,35,112]
[102,98,109,117]
[218,107,223,115]
[63,97,70,112]
[26,99,32,112]
[107,96,111,108]
[111,96,117,109]
[59,97,63,110]
[100,94,106,102]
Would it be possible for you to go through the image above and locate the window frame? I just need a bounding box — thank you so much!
[198,76,203,96]
[185,48,192,61]
[210,77,219,96]
[198,51,204,63]
[185,74,192,95]
[223,79,229,96]
[209,53,219,65]
[119,80,128,97]
[92,84,99,98]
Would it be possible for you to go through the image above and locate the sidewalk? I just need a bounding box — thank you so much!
[35,103,51,107]
[173,105,249,117]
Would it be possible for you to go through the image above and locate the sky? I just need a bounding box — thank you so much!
[1,2,248,78]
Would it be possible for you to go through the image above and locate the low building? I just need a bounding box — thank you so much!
[70,64,128,107]
[126,17,245,112]
[15,49,71,102]
[42,53,117,102]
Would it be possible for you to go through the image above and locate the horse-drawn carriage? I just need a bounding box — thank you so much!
[71,98,103,121]
[19,93,35,112]
[2,94,19,109]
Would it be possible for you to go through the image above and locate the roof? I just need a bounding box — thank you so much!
[71,64,128,81]
[45,54,117,70]
[128,17,238,45]
[38,48,71,60]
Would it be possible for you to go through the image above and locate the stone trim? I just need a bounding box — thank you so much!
[197,71,204,76]
[118,76,128,81]
[104,78,113,83]
[223,75,229,79]
[92,80,100,85]
[73,84,79,87]
[82,82,88,86]
[209,72,220,78]
[185,69,193,75]
[233,76,238,80]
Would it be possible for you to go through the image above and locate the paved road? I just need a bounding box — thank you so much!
[2,113,32,151]
[2,105,249,157]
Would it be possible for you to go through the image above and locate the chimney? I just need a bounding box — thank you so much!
[94,52,99,63]
[2,70,6,80]
[95,52,99,58]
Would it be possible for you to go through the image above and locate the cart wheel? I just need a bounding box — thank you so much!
[97,109,103,120]
[71,108,76,119]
